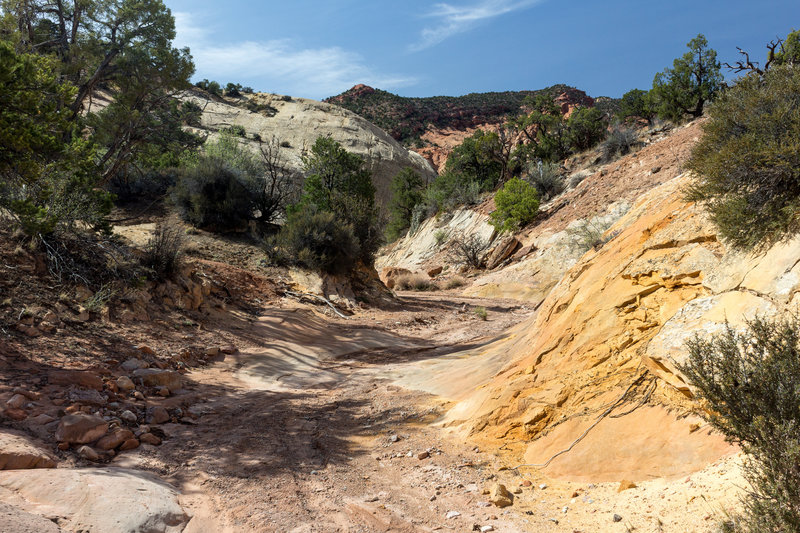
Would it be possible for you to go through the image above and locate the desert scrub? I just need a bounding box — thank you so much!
[434,229,449,247]
[445,277,466,289]
[686,64,800,250]
[566,217,613,252]
[473,306,487,320]
[141,222,185,280]
[395,274,435,291]
[680,315,800,532]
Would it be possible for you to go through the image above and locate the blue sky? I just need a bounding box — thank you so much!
[165,0,800,100]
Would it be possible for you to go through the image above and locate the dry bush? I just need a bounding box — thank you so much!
[141,222,185,280]
[395,274,436,291]
[445,277,466,289]
[448,233,490,269]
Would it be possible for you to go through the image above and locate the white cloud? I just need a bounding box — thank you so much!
[411,0,544,52]
[173,12,417,99]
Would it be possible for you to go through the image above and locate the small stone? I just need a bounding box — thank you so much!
[363,495,379,503]
[617,480,637,492]
[6,394,27,409]
[57,442,70,451]
[388,434,399,443]
[521,480,532,487]
[651,166,662,174]
[77,445,100,462]
[488,484,513,508]
[480,526,494,532]
[5,408,27,421]
[205,347,220,357]
[28,414,55,425]
[445,511,461,519]
[135,345,156,356]
[95,429,135,451]
[539,483,548,490]
[121,358,147,372]
[116,376,135,392]
[133,391,145,401]
[417,450,430,460]
[220,345,238,354]
[148,407,170,425]
[139,432,161,445]
[613,514,623,523]
[157,387,170,397]
[120,410,137,424]
[119,438,140,451]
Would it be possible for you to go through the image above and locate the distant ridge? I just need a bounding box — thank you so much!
[325,84,614,147]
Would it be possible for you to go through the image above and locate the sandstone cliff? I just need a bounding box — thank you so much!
[182,90,437,206]
[382,120,800,482]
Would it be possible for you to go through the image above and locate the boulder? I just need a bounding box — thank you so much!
[0,468,189,532]
[0,430,57,470]
[55,414,108,444]
[380,267,412,290]
[485,236,520,270]
[427,266,443,278]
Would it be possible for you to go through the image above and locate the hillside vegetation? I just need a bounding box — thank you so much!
[326,83,608,146]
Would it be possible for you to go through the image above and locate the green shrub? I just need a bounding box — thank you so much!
[680,315,800,532]
[222,125,247,137]
[172,158,253,231]
[490,177,540,232]
[141,222,185,280]
[473,306,487,320]
[686,65,800,250]
[272,208,360,274]
[434,229,449,247]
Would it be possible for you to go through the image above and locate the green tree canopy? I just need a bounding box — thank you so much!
[651,34,723,121]
[686,64,800,250]
[617,88,656,122]
[386,167,424,241]
[0,40,111,235]
[297,136,381,264]
[566,106,608,152]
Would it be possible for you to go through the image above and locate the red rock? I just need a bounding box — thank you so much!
[4,408,27,421]
[139,433,161,446]
[6,394,27,409]
[0,430,57,470]
[95,429,135,451]
[119,438,140,451]
[55,414,108,444]
[48,370,103,391]
[426,266,443,278]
